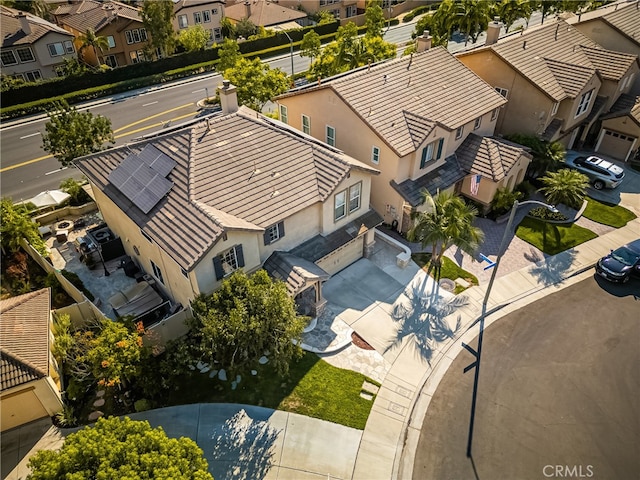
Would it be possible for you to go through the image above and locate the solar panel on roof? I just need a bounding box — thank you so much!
[137,144,176,177]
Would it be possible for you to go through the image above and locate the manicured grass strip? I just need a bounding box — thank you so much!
[411,253,479,290]
[582,197,636,228]
[516,217,598,255]
[167,352,377,430]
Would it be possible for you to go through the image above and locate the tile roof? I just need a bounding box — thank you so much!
[225,0,306,27]
[0,289,51,391]
[1,5,73,47]
[53,0,142,33]
[76,107,379,271]
[174,0,225,13]
[601,94,640,127]
[263,252,330,296]
[390,156,467,207]
[278,47,507,157]
[459,20,637,101]
[540,118,563,142]
[291,209,383,263]
[571,1,640,47]
[455,134,532,182]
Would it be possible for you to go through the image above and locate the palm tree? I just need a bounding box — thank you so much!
[505,134,565,178]
[78,28,110,67]
[490,0,532,32]
[458,0,490,46]
[539,168,589,209]
[407,190,485,279]
[431,0,458,47]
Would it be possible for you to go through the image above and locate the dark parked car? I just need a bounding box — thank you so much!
[595,239,640,283]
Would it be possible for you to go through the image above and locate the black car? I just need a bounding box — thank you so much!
[595,239,640,283]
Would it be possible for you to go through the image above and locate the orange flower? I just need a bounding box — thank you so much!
[101,360,110,368]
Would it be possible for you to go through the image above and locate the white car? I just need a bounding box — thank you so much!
[564,155,625,190]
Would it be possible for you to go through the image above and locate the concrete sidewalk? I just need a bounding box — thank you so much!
[354,217,640,480]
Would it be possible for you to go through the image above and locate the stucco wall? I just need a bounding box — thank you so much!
[573,20,640,56]
[321,169,373,234]
[258,204,321,261]
[0,377,63,432]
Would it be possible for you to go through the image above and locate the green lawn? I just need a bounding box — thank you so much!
[582,197,636,228]
[166,352,378,430]
[411,253,479,293]
[516,217,598,255]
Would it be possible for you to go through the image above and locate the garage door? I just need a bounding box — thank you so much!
[1,389,48,432]
[316,236,364,276]
[598,130,636,161]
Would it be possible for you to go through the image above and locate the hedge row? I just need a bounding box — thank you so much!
[403,3,439,22]
[2,21,340,108]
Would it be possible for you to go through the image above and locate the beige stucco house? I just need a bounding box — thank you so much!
[594,94,640,161]
[276,0,360,22]
[52,0,151,67]
[276,45,532,227]
[0,5,77,81]
[75,83,381,317]
[1,289,64,432]
[457,19,639,151]
[173,0,225,44]
[225,0,308,30]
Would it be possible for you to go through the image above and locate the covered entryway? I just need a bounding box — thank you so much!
[597,129,637,161]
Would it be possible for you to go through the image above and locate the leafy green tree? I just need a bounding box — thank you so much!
[27,416,214,480]
[178,24,210,52]
[141,0,176,58]
[407,190,484,278]
[223,57,289,111]
[313,9,336,25]
[490,0,532,32]
[41,100,114,167]
[190,269,306,377]
[58,57,89,77]
[458,0,490,45]
[60,177,91,205]
[504,134,565,178]
[424,0,459,47]
[236,18,258,39]
[217,38,240,73]
[363,35,396,62]
[220,16,236,39]
[364,0,386,38]
[0,198,47,255]
[78,28,109,66]
[300,30,321,61]
[86,319,150,388]
[539,168,589,209]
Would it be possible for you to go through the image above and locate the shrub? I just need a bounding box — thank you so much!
[491,187,523,216]
[60,269,95,301]
[134,399,151,412]
[403,12,415,22]
[527,206,568,222]
[514,180,535,200]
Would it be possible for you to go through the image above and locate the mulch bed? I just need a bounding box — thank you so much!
[351,332,375,350]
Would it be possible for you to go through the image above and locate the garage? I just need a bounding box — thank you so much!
[597,129,637,161]
[316,235,364,276]
[1,388,48,432]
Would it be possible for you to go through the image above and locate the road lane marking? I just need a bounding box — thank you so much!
[192,89,204,93]
[46,166,68,175]
[142,101,158,106]
[1,110,198,173]
[20,132,41,139]
[112,103,194,133]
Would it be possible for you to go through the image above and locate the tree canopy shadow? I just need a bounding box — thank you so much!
[528,249,577,287]
[385,274,468,365]
[209,409,280,480]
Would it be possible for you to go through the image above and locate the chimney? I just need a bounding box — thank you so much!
[218,79,238,114]
[416,31,432,53]
[485,17,502,46]
[16,13,31,35]
[244,1,251,19]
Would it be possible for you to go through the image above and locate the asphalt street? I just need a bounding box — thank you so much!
[413,275,640,480]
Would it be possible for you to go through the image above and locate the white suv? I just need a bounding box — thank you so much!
[564,155,625,190]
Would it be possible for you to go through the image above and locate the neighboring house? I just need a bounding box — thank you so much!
[457,19,640,151]
[1,289,63,432]
[277,0,361,22]
[225,0,307,30]
[594,94,640,161]
[173,0,225,44]
[0,5,77,81]
[75,82,381,317]
[276,44,531,228]
[52,0,150,67]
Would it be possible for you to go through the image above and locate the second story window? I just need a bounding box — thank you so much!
[334,189,346,221]
[474,117,482,130]
[178,14,188,29]
[151,260,164,284]
[203,10,211,22]
[1,50,17,66]
[16,47,34,63]
[372,146,380,164]
[213,245,245,280]
[48,40,74,57]
[326,125,336,146]
[420,138,444,169]
[455,126,464,140]
[551,102,559,116]
[491,107,499,121]
[279,104,288,124]
[125,28,147,45]
[194,12,202,24]
[349,182,361,213]
[302,114,310,134]
[495,87,509,98]
[575,89,593,117]
[263,222,285,245]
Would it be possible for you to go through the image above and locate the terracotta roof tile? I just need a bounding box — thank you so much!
[53,0,143,33]
[1,5,73,47]
[75,107,378,271]
[579,45,638,80]
[263,252,329,296]
[600,2,640,46]
[0,289,51,391]
[225,0,306,27]
[455,134,532,182]
[601,94,640,127]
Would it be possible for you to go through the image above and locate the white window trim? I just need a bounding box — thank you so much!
[455,126,464,140]
[575,89,593,118]
[279,104,288,124]
[473,117,481,130]
[334,189,346,221]
[302,114,310,134]
[551,102,559,116]
[1,50,18,66]
[348,182,361,213]
[151,260,164,284]
[495,87,509,98]
[326,125,336,146]
[178,14,188,29]
[372,146,380,164]
[491,107,499,121]
[220,246,239,276]
[16,47,35,63]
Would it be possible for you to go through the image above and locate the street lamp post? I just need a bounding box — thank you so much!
[464,199,558,459]
[281,29,295,83]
